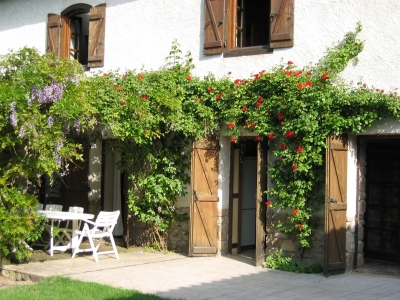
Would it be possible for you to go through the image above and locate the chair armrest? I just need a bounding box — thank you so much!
[83,219,96,226]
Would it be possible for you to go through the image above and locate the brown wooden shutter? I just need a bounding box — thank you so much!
[189,137,219,256]
[88,3,106,67]
[270,0,294,48]
[324,135,348,275]
[255,140,267,266]
[47,14,62,56]
[204,0,225,55]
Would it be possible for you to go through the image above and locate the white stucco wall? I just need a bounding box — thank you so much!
[1,0,400,218]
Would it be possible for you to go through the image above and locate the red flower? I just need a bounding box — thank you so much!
[288,61,294,65]
[322,73,328,80]
[228,71,232,75]
[294,71,302,77]
[216,95,221,99]
[266,201,272,207]
[305,81,313,88]
[255,135,261,141]
[243,106,247,112]
[293,209,299,215]
[297,83,303,89]
[115,141,120,146]
[120,101,126,106]
[115,85,121,91]
[306,72,311,76]
[280,121,284,125]
[381,90,384,93]
[256,102,261,107]
[268,133,274,140]
[297,146,303,154]
[208,86,214,92]
[286,131,295,138]
[280,144,287,150]
[138,74,144,79]
[258,97,263,102]
[298,224,303,230]
[103,73,109,77]
[231,137,237,143]
[277,113,284,119]
[187,75,192,81]
[285,71,291,76]
[228,123,235,129]
[234,79,240,84]
[141,95,147,99]
[244,80,249,84]
[292,164,297,171]
[251,124,257,128]
[246,121,251,127]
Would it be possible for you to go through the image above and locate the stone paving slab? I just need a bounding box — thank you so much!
[2,251,400,299]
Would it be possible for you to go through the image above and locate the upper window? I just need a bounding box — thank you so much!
[46,3,106,68]
[204,0,294,57]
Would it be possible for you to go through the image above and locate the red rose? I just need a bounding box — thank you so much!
[292,164,297,171]
[280,144,287,150]
[288,61,294,65]
[255,136,261,141]
[305,81,313,87]
[115,85,121,91]
[298,224,303,230]
[258,97,263,102]
[251,124,256,128]
[234,79,240,84]
[138,74,144,79]
[243,106,247,112]
[208,86,214,92]
[246,121,251,127]
[286,131,295,138]
[256,102,261,107]
[244,80,249,84]
[322,73,328,80]
[297,146,303,154]
[277,113,284,119]
[297,83,303,89]
[228,123,234,129]
[306,72,311,76]
[294,71,302,77]
[293,209,299,215]
[231,137,237,143]
[216,95,221,99]
[280,121,284,125]
[285,71,291,76]
[103,73,109,77]
[268,133,274,140]
[228,71,232,75]
[266,201,272,207]
[141,95,147,99]
[187,75,192,81]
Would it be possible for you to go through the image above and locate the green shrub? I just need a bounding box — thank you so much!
[265,250,323,274]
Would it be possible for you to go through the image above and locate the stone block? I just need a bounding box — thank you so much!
[359,200,366,213]
[346,231,355,252]
[357,226,364,241]
[358,240,364,253]
[357,253,364,268]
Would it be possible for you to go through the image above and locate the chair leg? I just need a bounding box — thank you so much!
[109,235,120,260]
[71,226,87,259]
[87,232,99,263]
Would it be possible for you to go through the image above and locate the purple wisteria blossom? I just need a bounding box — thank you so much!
[75,119,81,134]
[9,102,17,127]
[67,77,80,86]
[29,81,65,105]
[18,126,26,138]
[47,116,54,127]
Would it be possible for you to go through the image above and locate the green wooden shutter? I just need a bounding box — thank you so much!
[204,0,225,55]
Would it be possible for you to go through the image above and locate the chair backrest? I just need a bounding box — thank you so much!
[95,210,120,229]
[45,204,63,211]
[68,206,84,213]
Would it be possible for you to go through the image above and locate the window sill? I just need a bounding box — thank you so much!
[223,45,273,58]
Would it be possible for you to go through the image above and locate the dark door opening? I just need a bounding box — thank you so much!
[365,139,400,262]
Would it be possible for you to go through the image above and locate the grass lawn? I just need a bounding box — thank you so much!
[0,277,173,300]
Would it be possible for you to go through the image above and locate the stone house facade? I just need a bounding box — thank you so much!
[1,0,399,271]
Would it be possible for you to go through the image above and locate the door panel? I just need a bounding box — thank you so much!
[190,137,219,256]
[324,136,348,275]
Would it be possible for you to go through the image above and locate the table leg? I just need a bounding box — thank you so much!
[50,220,54,257]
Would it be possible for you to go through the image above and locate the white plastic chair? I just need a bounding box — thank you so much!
[72,210,120,262]
[31,204,63,248]
[54,206,84,247]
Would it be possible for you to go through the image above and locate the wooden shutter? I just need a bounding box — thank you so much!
[189,137,219,256]
[324,136,348,275]
[88,4,106,67]
[270,0,294,48]
[47,14,62,56]
[255,140,267,266]
[204,0,225,55]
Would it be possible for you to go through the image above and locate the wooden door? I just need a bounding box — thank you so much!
[189,137,219,256]
[62,138,89,213]
[324,136,348,275]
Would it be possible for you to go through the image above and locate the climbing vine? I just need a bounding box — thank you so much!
[1,23,399,256]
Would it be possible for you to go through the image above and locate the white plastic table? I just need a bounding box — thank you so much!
[37,210,94,256]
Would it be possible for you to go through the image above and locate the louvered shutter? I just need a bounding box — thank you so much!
[47,14,62,56]
[270,0,294,48]
[204,0,225,55]
[88,4,106,67]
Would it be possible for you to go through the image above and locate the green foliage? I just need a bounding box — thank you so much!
[265,249,323,274]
